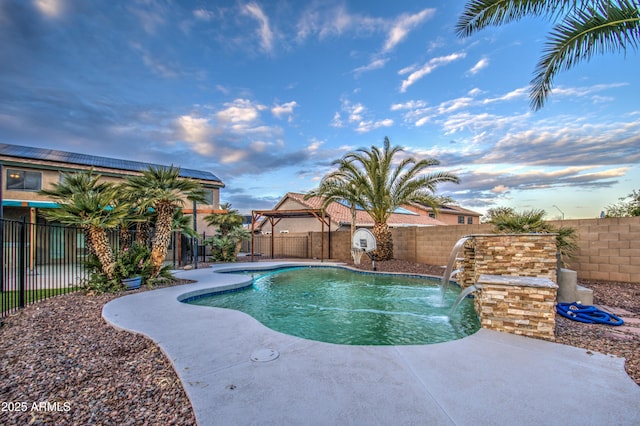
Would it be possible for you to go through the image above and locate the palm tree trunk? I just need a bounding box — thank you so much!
[150,203,174,277]
[372,221,393,261]
[136,221,150,245]
[88,226,115,279]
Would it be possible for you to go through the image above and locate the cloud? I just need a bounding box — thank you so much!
[128,1,167,34]
[331,99,393,133]
[175,115,216,155]
[468,57,489,75]
[216,99,267,126]
[382,8,435,52]
[271,101,298,119]
[400,52,466,92]
[353,57,389,75]
[296,4,381,41]
[390,100,427,111]
[34,0,65,18]
[193,8,217,21]
[355,118,393,133]
[243,2,275,53]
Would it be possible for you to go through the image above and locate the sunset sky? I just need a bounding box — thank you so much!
[1,0,639,218]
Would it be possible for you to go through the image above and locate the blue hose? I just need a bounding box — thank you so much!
[556,302,624,326]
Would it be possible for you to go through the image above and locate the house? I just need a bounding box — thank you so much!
[0,143,225,232]
[404,203,482,225]
[255,192,447,234]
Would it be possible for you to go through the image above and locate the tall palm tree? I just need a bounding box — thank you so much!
[305,174,364,242]
[39,170,129,279]
[329,137,460,260]
[123,166,205,277]
[457,0,640,110]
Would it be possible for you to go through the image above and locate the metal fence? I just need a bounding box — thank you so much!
[0,218,206,318]
[1,218,89,318]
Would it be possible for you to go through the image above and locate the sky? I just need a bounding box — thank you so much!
[1,0,639,219]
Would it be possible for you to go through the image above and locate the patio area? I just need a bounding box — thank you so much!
[102,262,640,425]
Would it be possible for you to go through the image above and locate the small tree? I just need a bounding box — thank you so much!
[203,203,249,262]
[604,189,640,217]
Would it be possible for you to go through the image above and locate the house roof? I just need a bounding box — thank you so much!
[275,192,447,227]
[0,143,224,185]
[413,202,482,217]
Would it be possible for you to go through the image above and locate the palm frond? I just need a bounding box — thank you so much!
[456,0,575,37]
[531,1,640,109]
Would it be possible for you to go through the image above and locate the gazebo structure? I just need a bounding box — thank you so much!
[250,209,331,261]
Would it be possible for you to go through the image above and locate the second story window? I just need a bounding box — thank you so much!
[199,189,214,206]
[467,217,473,224]
[6,169,42,191]
[458,215,465,224]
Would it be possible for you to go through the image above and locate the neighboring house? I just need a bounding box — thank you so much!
[0,143,225,233]
[255,192,447,234]
[404,203,482,225]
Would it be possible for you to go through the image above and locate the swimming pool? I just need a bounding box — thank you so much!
[187,267,480,345]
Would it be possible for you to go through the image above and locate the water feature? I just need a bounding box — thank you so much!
[449,285,479,317]
[439,236,471,298]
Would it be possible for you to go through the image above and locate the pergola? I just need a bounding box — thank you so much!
[250,209,331,261]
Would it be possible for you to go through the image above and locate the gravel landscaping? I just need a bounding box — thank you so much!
[1,261,638,425]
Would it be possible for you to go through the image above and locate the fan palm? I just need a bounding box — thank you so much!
[457,0,640,110]
[203,202,244,236]
[329,137,460,260]
[39,170,129,279]
[123,166,206,277]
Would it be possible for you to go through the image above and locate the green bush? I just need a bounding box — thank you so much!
[82,243,175,293]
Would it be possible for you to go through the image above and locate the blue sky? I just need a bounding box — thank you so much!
[1,0,639,219]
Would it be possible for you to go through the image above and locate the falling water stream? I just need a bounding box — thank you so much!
[439,236,471,299]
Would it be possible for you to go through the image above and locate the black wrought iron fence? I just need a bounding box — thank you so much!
[1,218,89,318]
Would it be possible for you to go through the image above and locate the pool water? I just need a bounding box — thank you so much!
[188,267,480,345]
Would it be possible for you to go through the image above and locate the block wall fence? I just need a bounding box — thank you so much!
[308,216,640,284]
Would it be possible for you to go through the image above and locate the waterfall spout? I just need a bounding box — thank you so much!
[449,285,478,318]
[440,236,471,299]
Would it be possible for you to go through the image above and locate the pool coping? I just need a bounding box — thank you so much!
[102,261,640,425]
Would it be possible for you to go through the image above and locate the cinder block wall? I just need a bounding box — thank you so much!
[547,217,640,283]
[310,216,639,283]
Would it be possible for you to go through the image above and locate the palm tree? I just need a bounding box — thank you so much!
[203,202,244,236]
[328,137,460,260]
[123,166,205,277]
[457,0,640,110]
[488,208,578,265]
[39,170,129,279]
[305,174,364,242]
[203,203,249,262]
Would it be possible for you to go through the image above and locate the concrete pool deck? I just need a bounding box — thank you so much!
[102,262,640,425]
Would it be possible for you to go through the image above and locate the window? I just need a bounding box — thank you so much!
[6,169,42,191]
[467,217,473,224]
[458,215,465,224]
[199,190,214,206]
[428,213,436,218]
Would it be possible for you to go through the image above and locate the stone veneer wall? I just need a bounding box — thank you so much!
[475,274,558,341]
[457,234,558,290]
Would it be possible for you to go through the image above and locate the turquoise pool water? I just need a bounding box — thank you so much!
[187,267,480,345]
